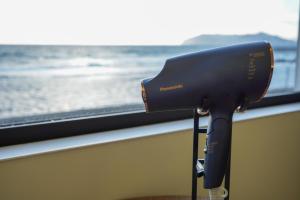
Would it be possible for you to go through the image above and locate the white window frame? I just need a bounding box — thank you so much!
[295,2,300,90]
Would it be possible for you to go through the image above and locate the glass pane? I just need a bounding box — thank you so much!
[0,0,299,122]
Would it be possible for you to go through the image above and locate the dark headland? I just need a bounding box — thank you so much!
[182,32,296,48]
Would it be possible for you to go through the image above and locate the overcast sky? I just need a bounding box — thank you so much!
[0,0,298,45]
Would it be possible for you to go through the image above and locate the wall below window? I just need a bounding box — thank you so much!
[0,111,300,200]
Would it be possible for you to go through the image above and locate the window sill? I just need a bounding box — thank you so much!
[0,102,300,162]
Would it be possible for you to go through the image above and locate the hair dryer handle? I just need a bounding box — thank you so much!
[204,109,233,189]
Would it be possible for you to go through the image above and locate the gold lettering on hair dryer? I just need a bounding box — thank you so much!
[248,51,265,80]
[250,52,265,58]
[160,84,184,92]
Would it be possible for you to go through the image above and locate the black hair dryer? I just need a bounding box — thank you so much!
[141,42,274,198]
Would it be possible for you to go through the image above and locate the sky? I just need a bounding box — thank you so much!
[0,0,298,45]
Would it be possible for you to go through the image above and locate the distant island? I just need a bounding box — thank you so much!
[182,32,296,48]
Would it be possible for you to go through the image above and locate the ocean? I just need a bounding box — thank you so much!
[0,45,296,120]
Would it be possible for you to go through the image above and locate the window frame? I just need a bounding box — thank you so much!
[1,5,300,147]
[0,92,300,147]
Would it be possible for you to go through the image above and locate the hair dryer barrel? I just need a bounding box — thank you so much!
[141,42,274,112]
[141,42,274,189]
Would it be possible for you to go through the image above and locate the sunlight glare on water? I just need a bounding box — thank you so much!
[0,45,297,119]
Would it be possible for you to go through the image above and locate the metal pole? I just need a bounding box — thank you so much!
[224,130,232,200]
[192,109,200,200]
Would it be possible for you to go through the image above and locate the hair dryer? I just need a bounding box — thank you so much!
[141,42,274,189]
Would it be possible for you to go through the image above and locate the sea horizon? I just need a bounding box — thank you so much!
[0,44,297,121]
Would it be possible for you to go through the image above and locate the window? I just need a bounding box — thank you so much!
[0,0,299,129]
